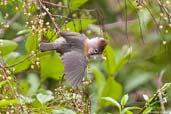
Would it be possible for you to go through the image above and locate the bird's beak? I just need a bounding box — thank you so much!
[90,54,106,60]
[99,54,106,60]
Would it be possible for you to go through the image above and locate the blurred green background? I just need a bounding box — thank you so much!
[0,0,171,113]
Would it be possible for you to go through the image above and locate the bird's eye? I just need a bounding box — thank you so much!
[94,49,99,53]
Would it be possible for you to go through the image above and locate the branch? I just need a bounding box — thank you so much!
[0,64,17,99]
[0,10,23,37]
[138,83,171,114]
[38,0,60,33]
[101,19,137,30]
[42,1,67,8]
[155,0,171,23]
[13,35,28,43]
[157,70,166,113]
[4,53,34,68]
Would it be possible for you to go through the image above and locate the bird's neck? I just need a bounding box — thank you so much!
[84,38,89,56]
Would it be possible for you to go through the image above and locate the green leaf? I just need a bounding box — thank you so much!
[123,106,141,113]
[36,90,54,104]
[140,106,153,114]
[125,110,133,114]
[52,108,76,114]
[30,99,42,108]
[100,97,121,112]
[6,54,31,73]
[0,80,7,88]
[27,73,40,96]
[103,45,116,75]
[90,93,98,114]
[17,29,31,35]
[143,94,149,101]
[18,80,30,95]
[101,77,122,101]
[25,34,38,53]
[0,99,21,107]
[43,29,58,41]
[70,0,88,10]
[62,19,96,32]
[115,48,134,72]
[40,52,64,81]
[0,39,17,55]
[125,72,153,92]
[121,94,129,107]
[92,66,105,97]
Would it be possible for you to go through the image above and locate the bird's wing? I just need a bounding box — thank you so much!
[60,31,86,49]
[62,50,87,86]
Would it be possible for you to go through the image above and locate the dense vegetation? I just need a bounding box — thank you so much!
[0,0,171,113]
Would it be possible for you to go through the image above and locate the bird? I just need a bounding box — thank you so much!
[39,31,107,86]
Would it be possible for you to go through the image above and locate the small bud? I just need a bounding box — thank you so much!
[0,40,3,46]
[25,21,29,25]
[165,30,168,33]
[36,57,40,61]
[163,40,167,45]
[169,23,171,27]
[166,0,170,5]
[6,70,11,75]
[43,28,46,31]
[36,61,40,65]
[160,13,164,17]
[4,13,8,18]
[28,13,31,16]
[12,67,15,72]
[30,21,34,24]
[72,13,77,18]
[86,30,92,35]
[46,22,49,25]
[4,24,9,28]
[138,5,143,9]
[5,96,8,99]
[31,51,35,55]
[164,16,168,21]
[31,25,35,30]
[159,25,163,29]
[31,65,34,69]
[15,7,18,10]
[7,76,12,80]
[38,37,42,42]
[10,110,14,113]
[66,28,70,31]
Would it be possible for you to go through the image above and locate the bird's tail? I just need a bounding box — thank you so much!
[39,42,59,51]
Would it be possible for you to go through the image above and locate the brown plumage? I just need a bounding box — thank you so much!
[39,31,107,86]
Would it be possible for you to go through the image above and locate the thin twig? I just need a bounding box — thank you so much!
[13,35,28,43]
[157,70,166,113]
[0,10,23,37]
[127,0,144,44]
[124,0,130,46]
[38,0,60,33]
[0,65,17,99]
[99,19,138,30]
[138,83,171,114]
[42,1,67,8]
[4,53,34,68]
[144,2,164,41]
[155,0,170,23]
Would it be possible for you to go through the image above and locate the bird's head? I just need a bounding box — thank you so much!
[87,37,107,56]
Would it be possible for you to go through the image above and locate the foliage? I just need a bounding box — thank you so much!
[0,0,171,114]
